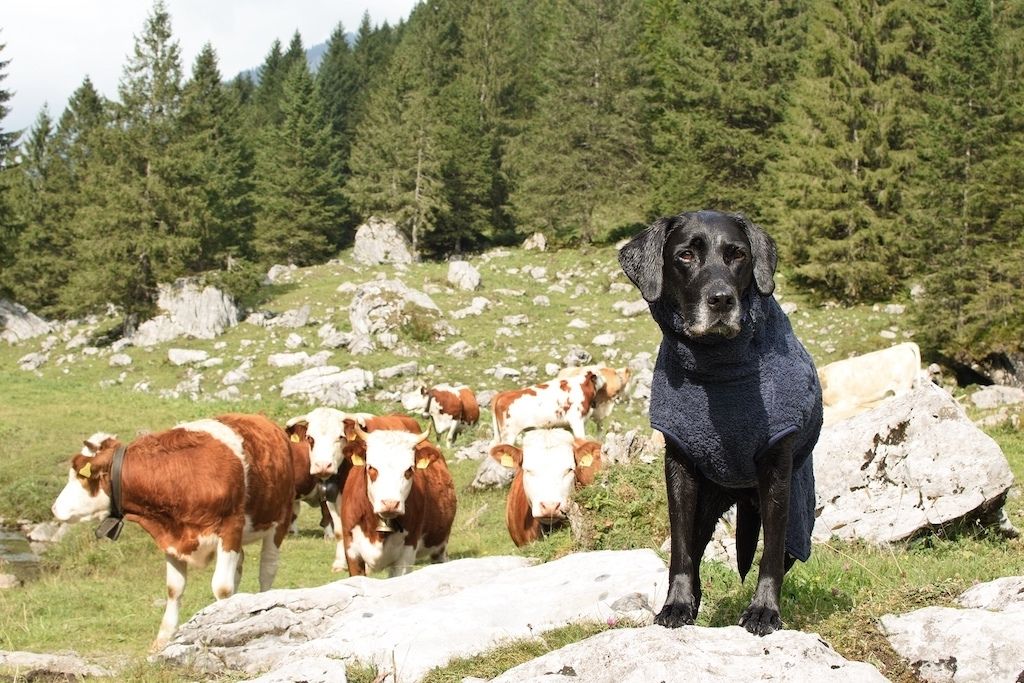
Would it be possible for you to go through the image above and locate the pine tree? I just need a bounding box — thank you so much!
[508,0,649,244]
[764,0,922,301]
[345,7,448,259]
[253,40,286,127]
[63,1,185,324]
[645,0,807,218]
[252,60,344,265]
[0,36,21,283]
[913,0,1024,361]
[167,43,255,272]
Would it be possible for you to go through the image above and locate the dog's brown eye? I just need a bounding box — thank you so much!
[676,250,695,264]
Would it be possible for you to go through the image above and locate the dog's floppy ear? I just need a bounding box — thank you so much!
[618,216,675,302]
[734,213,777,296]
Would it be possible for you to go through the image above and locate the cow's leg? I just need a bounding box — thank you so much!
[388,546,418,577]
[152,554,187,652]
[567,413,587,440]
[258,532,280,591]
[739,435,795,636]
[212,538,242,600]
[233,548,245,592]
[290,500,301,535]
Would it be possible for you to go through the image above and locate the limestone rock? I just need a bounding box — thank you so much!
[0,299,52,343]
[168,348,210,366]
[377,362,418,380]
[471,455,514,490]
[281,366,373,407]
[108,353,133,367]
[133,280,239,346]
[447,260,481,291]
[970,385,1024,410]
[522,232,547,251]
[161,551,667,683]
[451,297,491,320]
[348,280,446,354]
[813,383,1015,545]
[491,625,887,683]
[880,576,1024,683]
[352,217,414,265]
[0,650,113,679]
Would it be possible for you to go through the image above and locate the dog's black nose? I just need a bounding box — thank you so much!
[706,289,736,312]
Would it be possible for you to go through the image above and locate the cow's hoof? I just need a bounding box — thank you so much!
[738,602,782,636]
[654,602,697,628]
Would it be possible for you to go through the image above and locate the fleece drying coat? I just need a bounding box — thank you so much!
[649,290,822,562]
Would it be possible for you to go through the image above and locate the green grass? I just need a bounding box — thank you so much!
[1,243,1022,682]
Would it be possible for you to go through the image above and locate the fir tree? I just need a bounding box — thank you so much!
[0,36,21,282]
[253,40,286,127]
[508,0,649,244]
[252,60,344,265]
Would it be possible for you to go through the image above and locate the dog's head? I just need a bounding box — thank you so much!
[618,210,777,340]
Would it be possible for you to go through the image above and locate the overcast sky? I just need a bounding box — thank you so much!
[2,0,420,134]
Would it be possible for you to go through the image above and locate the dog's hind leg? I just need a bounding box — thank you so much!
[739,435,795,636]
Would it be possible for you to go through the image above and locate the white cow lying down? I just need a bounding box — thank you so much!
[819,342,926,425]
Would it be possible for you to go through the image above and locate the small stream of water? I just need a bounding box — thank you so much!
[0,527,42,582]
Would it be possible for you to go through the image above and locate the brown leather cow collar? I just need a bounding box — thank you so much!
[94,444,127,541]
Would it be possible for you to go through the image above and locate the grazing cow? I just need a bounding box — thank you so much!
[423,383,480,447]
[490,429,603,546]
[339,422,457,577]
[50,414,294,651]
[556,365,633,424]
[818,342,924,425]
[285,409,423,572]
[287,436,340,536]
[490,371,605,445]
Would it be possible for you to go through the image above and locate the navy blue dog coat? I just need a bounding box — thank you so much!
[649,288,821,562]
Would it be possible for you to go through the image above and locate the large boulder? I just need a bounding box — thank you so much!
[813,383,1014,545]
[160,551,668,682]
[348,279,451,354]
[0,299,52,343]
[133,280,240,347]
[280,366,373,407]
[491,626,886,683]
[880,576,1024,683]
[352,217,414,265]
[0,651,113,679]
[447,260,481,291]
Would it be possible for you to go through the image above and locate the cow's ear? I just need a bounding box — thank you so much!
[586,370,606,392]
[71,454,96,480]
[733,213,777,296]
[285,420,308,442]
[573,440,602,469]
[490,444,522,469]
[82,440,100,454]
[617,216,677,302]
[415,443,441,470]
[342,418,357,442]
[343,442,366,467]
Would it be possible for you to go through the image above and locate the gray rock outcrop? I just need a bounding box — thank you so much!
[352,217,414,265]
[880,576,1024,682]
[348,279,449,354]
[0,650,113,679]
[0,300,52,343]
[491,626,887,683]
[447,260,481,291]
[471,455,514,490]
[160,551,667,683]
[813,383,1014,545]
[133,280,240,347]
[280,366,373,407]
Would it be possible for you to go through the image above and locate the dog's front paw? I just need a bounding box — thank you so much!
[654,601,697,628]
[738,602,782,636]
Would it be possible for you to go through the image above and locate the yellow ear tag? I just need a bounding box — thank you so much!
[290,433,301,442]
[351,454,365,467]
[579,454,594,468]
[78,462,93,478]
[416,457,430,470]
[500,454,514,468]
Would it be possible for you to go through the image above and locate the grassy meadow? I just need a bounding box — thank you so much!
[0,243,1021,682]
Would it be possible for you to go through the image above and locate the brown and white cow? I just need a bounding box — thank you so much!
[51,414,294,651]
[423,383,480,447]
[556,365,633,424]
[339,422,457,577]
[818,342,924,425]
[490,371,605,445]
[285,409,424,572]
[490,429,602,547]
[287,436,340,538]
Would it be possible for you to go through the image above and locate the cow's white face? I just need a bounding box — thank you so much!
[520,429,577,522]
[288,408,351,477]
[51,434,114,522]
[362,431,424,518]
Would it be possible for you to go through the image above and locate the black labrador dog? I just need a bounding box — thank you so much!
[618,210,822,635]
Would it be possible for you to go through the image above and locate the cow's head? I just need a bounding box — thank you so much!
[344,426,433,519]
[286,408,371,478]
[492,429,603,523]
[51,433,118,522]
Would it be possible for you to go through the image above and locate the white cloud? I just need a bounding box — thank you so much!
[2,0,419,133]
